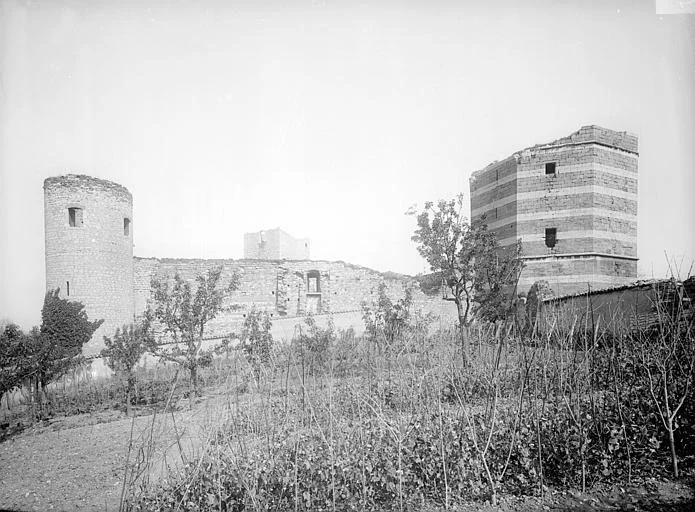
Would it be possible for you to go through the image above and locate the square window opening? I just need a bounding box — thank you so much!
[545,228,557,248]
[545,162,557,175]
[68,207,83,227]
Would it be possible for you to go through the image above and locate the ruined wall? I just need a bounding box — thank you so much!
[44,175,134,355]
[133,257,457,340]
[243,228,310,260]
[469,126,639,298]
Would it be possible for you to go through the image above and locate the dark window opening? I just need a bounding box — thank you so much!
[545,162,557,175]
[545,228,557,248]
[66,281,70,296]
[124,218,131,236]
[68,207,83,227]
[307,270,321,293]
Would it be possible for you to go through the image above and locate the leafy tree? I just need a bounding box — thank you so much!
[239,307,274,381]
[474,239,524,323]
[0,323,30,404]
[1,292,101,408]
[36,289,103,391]
[101,314,153,415]
[148,267,239,396]
[410,194,523,363]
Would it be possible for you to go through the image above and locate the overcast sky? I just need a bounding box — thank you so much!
[1,0,694,329]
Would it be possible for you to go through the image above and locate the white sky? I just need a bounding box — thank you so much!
[1,0,694,330]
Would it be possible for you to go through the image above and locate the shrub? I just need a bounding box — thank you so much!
[101,315,153,415]
[362,282,414,351]
[292,315,336,374]
[239,307,274,381]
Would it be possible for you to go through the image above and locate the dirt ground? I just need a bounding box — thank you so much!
[1,392,693,512]
[0,392,231,512]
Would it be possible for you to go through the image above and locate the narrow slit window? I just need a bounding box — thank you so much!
[66,281,70,296]
[68,207,83,227]
[545,162,557,175]
[545,228,557,248]
[124,218,131,236]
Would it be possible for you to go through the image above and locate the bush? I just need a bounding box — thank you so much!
[362,283,416,351]
[292,315,336,374]
[101,316,153,415]
[239,308,274,381]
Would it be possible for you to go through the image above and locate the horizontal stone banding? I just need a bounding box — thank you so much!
[498,230,636,247]
[471,162,638,198]
[472,187,638,217]
[520,252,639,261]
[479,207,637,230]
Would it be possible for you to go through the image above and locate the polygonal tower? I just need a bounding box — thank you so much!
[44,174,134,355]
[469,126,638,297]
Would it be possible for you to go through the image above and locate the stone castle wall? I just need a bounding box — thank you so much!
[44,175,135,356]
[43,174,456,358]
[133,257,457,340]
[470,125,639,297]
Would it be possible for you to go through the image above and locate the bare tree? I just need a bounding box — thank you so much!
[639,282,695,478]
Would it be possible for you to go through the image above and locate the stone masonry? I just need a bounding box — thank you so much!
[44,175,456,356]
[133,258,453,341]
[469,126,639,297]
[44,175,135,356]
[243,228,311,260]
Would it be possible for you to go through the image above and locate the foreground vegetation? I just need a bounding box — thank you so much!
[2,288,693,510]
[114,298,692,511]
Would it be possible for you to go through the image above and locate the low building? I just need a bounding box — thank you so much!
[538,277,694,336]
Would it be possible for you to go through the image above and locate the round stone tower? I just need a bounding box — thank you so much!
[44,174,134,355]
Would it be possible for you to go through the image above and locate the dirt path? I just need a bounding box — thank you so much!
[0,393,232,512]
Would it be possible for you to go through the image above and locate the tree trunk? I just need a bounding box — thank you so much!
[456,300,469,366]
[126,373,135,417]
[668,417,679,478]
[190,364,199,397]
